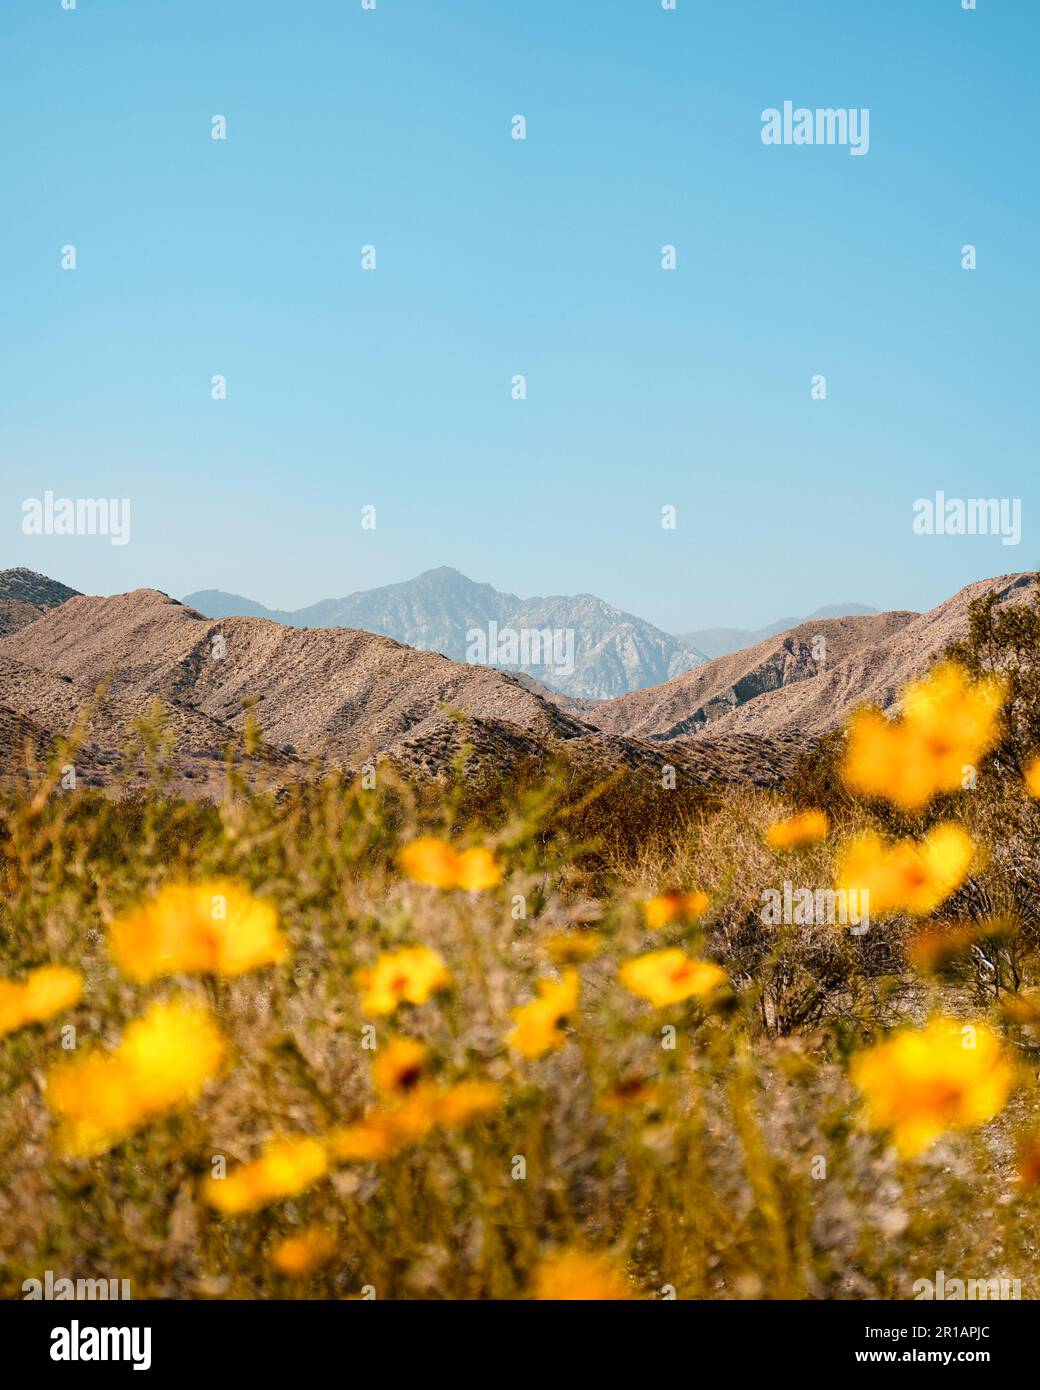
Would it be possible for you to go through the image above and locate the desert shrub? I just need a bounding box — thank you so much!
[3,645,1040,1299]
[947,574,1040,778]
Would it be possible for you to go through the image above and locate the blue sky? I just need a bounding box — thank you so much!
[2,0,1037,632]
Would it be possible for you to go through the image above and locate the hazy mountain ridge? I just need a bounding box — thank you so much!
[0,586,787,791]
[678,603,879,660]
[0,570,1033,795]
[184,566,705,700]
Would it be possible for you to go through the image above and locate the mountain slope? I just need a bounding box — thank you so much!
[679,574,1033,743]
[184,567,705,700]
[0,653,290,790]
[0,587,808,791]
[591,574,1032,746]
[4,573,1031,796]
[587,611,915,740]
[0,567,81,636]
[677,603,878,660]
[0,589,590,772]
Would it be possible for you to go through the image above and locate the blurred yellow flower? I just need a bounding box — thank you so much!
[619,950,728,1008]
[328,1113,402,1162]
[108,878,287,982]
[835,822,975,918]
[842,662,1005,811]
[901,661,1004,750]
[398,837,458,888]
[454,847,502,891]
[398,837,502,890]
[1024,756,1040,798]
[764,809,829,849]
[372,1036,428,1094]
[271,1227,337,1277]
[532,1250,631,1300]
[542,931,604,965]
[208,1135,329,1214]
[641,890,710,929]
[355,946,451,1017]
[851,1017,1015,1157]
[329,1088,439,1162]
[907,923,981,975]
[47,998,225,1157]
[508,969,580,1059]
[433,1080,503,1129]
[0,965,82,1037]
[330,1078,500,1161]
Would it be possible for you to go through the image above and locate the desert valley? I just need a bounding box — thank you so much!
[4,561,1040,1305]
[0,565,1032,799]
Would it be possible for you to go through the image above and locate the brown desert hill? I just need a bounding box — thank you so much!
[2,575,1031,794]
[0,654,298,790]
[0,588,594,777]
[0,586,812,790]
[0,567,80,636]
[0,703,55,779]
[679,572,1035,744]
[582,610,917,740]
[584,572,1033,747]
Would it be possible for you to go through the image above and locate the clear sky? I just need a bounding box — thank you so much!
[2,0,1037,632]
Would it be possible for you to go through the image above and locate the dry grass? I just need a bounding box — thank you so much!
[2,694,1040,1301]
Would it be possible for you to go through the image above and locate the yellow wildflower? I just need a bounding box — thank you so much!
[0,965,82,1037]
[330,1078,499,1160]
[764,809,829,849]
[355,946,451,1017]
[433,1080,503,1128]
[108,879,286,982]
[1024,756,1040,799]
[532,1250,632,1300]
[329,1089,438,1162]
[398,837,502,890]
[641,890,710,930]
[271,1227,337,1276]
[398,837,458,888]
[372,1036,428,1095]
[907,924,981,975]
[454,847,502,891]
[327,1113,402,1162]
[508,969,580,1059]
[542,931,604,965]
[842,662,1005,811]
[851,1017,1015,1157]
[619,950,728,1008]
[208,1136,329,1214]
[47,998,225,1157]
[835,823,975,918]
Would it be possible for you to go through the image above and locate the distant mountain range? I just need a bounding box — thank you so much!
[0,566,883,703]
[184,567,706,701]
[184,570,882,700]
[0,566,1033,794]
[677,604,879,661]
